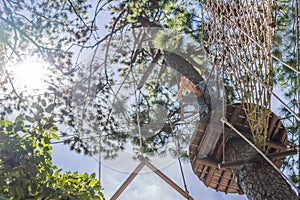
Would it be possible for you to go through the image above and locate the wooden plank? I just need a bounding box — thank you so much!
[266,140,286,150]
[272,120,283,139]
[197,109,223,158]
[204,167,216,187]
[225,176,233,194]
[267,113,278,137]
[225,127,286,150]
[195,157,218,168]
[200,165,209,180]
[110,161,145,200]
[143,158,194,200]
[227,105,243,124]
[219,149,297,168]
[216,171,225,192]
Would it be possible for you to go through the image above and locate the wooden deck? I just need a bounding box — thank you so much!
[189,104,288,194]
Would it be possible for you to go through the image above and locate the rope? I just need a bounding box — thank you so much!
[220,14,300,76]
[226,44,300,122]
[178,157,189,194]
[200,0,300,151]
[221,64,226,164]
[132,72,143,154]
[294,0,300,190]
[170,121,190,196]
[221,117,300,195]
[98,131,102,182]
[200,0,275,149]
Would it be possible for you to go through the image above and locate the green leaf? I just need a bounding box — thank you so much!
[54,169,62,178]
[43,123,54,130]
[45,103,56,113]
[34,103,44,114]
[88,179,98,187]
[0,120,13,126]
[25,115,35,123]
[73,171,78,177]
[90,173,96,179]
[52,133,59,140]
[41,99,46,107]
[15,115,24,124]
[126,15,137,23]
[80,173,88,181]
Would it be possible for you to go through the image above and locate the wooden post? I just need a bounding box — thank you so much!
[110,161,145,200]
[110,155,194,199]
[142,157,194,200]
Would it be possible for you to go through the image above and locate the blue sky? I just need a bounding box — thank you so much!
[49,3,249,199]
[52,144,247,200]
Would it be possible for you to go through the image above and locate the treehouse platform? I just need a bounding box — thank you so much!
[189,104,290,194]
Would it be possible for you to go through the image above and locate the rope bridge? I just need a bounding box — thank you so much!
[201,0,277,150]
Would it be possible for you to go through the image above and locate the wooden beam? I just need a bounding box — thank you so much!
[216,170,225,192]
[204,167,215,187]
[265,140,287,150]
[226,127,287,150]
[110,161,145,200]
[194,157,218,168]
[219,149,297,169]
[142,157,194,200]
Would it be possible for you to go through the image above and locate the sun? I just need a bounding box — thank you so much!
[12,57,49,93]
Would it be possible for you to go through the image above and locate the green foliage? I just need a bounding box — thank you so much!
[271,0,299,185]
[153,31,184,52]
[0,0,298,189]
[0,116,104,199]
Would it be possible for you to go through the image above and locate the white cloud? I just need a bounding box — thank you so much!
[52,144,247,200]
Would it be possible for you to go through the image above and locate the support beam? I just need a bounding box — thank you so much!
[142,157,194,200]
[194,157,218,168]
[219,149,297,169]
[110,161,145,200]
[266,140,287,150]
[110,155,194,200]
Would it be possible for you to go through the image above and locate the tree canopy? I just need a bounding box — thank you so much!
[0,0,299,198]
[0,114,104,199]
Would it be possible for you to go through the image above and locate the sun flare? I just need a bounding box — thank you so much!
[12,58,49,93]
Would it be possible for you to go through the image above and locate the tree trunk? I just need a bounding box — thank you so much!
[225,137,298,200]
[161,37,298,200]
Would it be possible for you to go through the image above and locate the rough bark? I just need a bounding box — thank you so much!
[155,24,298,199]
[225,137,298,200]
[164,51,204,84]
[137,16,205,84]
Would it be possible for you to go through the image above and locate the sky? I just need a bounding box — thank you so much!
[8,1,294,199]
[52,144,247,200]
[50,2,248,199]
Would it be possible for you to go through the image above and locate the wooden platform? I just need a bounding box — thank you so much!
[189,104,288,194]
